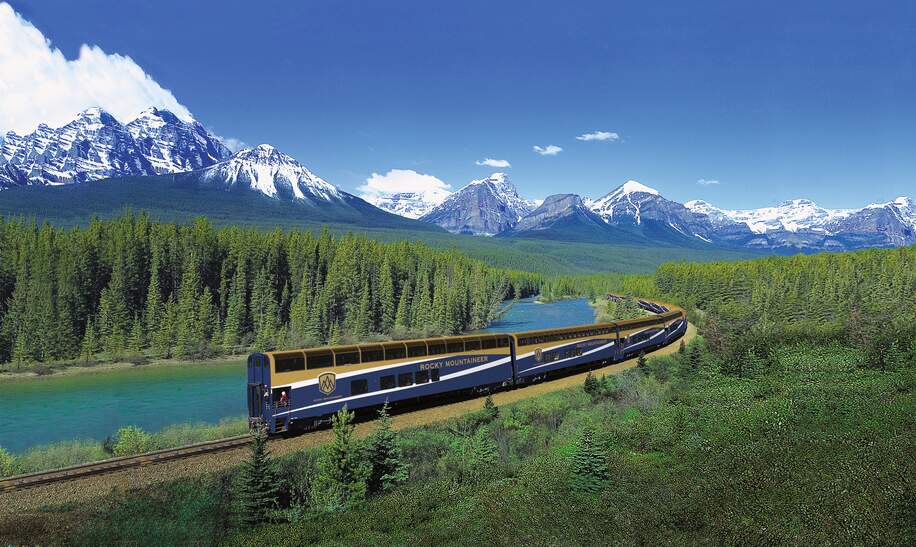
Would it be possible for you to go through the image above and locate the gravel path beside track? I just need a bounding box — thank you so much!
[0,324,695,521]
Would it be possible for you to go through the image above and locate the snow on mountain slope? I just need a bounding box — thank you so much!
[684,199,856,234]
[364,189,449,219]
[197,144,342,203]
[0,107,230,188]
[420,173,534,235]
[588,180,663,225]
[126,107,230,174]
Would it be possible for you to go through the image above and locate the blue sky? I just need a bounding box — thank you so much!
[3,0,915,208]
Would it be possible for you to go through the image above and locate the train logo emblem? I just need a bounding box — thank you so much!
[318,372,336,395]
[534,348,543,362]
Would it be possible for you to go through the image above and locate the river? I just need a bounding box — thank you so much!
[0,297,594,453]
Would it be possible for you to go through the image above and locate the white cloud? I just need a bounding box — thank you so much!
[576,130,619,142]
[697,179,721,186]
[359,169,452,200]
[0,2,193,134]
[221,137,248,153]
[533,144,562,156]
[475,158,511,168]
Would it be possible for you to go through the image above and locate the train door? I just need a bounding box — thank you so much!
[247,353,269,426]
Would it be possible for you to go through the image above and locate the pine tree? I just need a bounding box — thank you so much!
[235,424,280,527]
[482,395,499,423]
[223,254,248,351]
[97,252,131,353]
[689,344,702,372]
[128,315,144,353]
[81,319,98,363]
[637,351,647,371]
[377,258,396,332]
[463,427,499,482]
[584,371,599,397]
[366,402,408,495]
[571,426,609,493]
[314,406,369,509]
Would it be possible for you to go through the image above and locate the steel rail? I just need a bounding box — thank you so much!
[0,434,251,493]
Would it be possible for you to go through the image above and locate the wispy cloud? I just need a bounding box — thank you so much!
[220,137,248,153]
[576,131,619,142]
[0,2,193,133]
[533,144,562,156]
[475,158,511,168]
[697,179,721,186]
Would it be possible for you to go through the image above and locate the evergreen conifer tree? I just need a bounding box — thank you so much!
[689,344,702,371]
[235,424,280,527]
[571,426,609,493]
[584,371,599,397]
[314,406,369,509]
[366,402,408,495]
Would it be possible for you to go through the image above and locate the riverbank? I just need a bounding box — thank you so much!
[0,352,248,383]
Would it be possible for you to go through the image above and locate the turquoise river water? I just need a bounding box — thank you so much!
[0,297,594,453]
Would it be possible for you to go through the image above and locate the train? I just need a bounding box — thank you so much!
[247,299,687,434]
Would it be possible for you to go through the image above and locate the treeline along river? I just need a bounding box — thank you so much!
[0,297,595,453]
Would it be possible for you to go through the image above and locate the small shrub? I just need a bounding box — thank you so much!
[0,446,17,477]
[113,426,152,456]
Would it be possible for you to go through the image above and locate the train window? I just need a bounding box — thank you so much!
[415,370,429,384]
[307,352,333,369]
[480,338,496,350]
[465,339,481,351]
[275,354,304,373]
[350,379,368,396]
[427,342,446,355]
[497,337,509,347]
[447,340,464,353]
[384,344,406,360]
[361,347,384,363]
[398,373,413,387]
[407,343,427,358]
[430,368,440,381]
[380,375,395,390]
[335,351,360,366]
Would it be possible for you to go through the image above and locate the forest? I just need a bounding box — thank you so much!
[0,212,541,366]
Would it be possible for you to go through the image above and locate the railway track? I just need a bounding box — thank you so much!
[0,435,251,493]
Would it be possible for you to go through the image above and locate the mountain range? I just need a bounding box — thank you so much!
[1,107,913,252]
[373,174,915,251]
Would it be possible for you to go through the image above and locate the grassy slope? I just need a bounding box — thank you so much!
[21,341,911,545]
[0,178,758,274]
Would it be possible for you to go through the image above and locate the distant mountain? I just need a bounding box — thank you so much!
[587,180,717,245]
[190,144,343,204]
[685,196,916,250]
[0,142,442,232]
[0,107,230,188]
[364,189,449,219]
[501,193,648,244]
[421,173,533,235]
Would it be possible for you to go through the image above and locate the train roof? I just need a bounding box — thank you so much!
[264,331,512,357]
[262,299,684,358]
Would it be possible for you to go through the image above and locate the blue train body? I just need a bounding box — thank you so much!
[248,305,687,434]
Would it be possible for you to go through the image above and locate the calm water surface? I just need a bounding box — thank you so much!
[0,297,593,453]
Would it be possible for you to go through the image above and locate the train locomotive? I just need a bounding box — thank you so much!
[247,300,686,434]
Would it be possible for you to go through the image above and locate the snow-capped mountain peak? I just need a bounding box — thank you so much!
[684,198,855,234]
[199,144,342,203]
[589,180,663,225]
[0,106,230,188]
[420,172,534,235]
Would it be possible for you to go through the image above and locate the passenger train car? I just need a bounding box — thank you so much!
[248,300,686,434]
